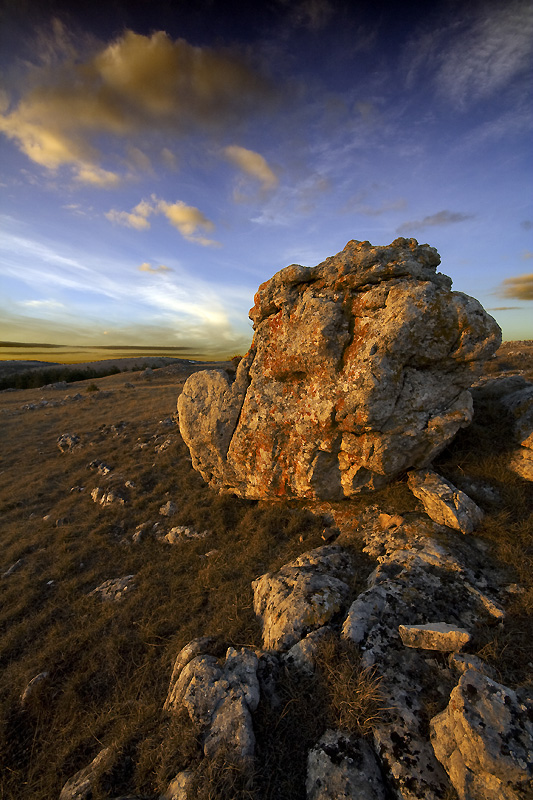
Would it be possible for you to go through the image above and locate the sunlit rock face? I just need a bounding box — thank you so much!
[178,238,501,499]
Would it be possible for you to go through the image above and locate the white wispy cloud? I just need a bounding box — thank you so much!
[138,263,173,273]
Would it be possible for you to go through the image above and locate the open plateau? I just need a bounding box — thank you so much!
[1,239,532,800]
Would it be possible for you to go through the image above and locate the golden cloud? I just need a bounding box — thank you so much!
[223,145,278,190]
[106,196,218,246]
[155,200,218,246]
[138,263,172,273]
[498,273,533,301]
[0,29,274,185]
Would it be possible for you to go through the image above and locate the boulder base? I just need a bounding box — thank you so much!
[179,238,501,498]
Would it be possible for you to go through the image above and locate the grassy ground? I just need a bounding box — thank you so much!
[0,343,531,799]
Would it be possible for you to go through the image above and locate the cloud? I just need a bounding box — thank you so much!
[396,210,474,233]
[161,148,178,170]
[522,251,533,260]
[497,273,533,301]
[156,200,218,246]
[436,0,533,107]
[521,220,533,231]
[139,263,172,273]
[21,299,65,310]
[223,145,278,191]
[106,200,153,230]
[0,29,274,185]
[105,196,218,245]
[488,306,521,311]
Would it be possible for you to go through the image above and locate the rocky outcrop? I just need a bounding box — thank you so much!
[430,669,533,799]
[164,638,260,763]
[252,546,353,651]
[179,238,501,499]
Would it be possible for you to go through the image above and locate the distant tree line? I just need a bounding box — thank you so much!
[0,364,127,391]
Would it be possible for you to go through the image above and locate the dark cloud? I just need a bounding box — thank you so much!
[497,273,533,301]
[521,220,533,231]
[396,210,474,233]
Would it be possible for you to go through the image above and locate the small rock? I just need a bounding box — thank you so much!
[448,653,496,678]
[165,526,208,543]
[160,501,178,517]
[407,469,484,534]
[163,771,196,800]
[2,558,24,578]
[399,623,471,652]
[88,575,135,602]
[57,433,80,452]
[20,671,49,707]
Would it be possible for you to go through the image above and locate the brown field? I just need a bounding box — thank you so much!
[0,342,531,799]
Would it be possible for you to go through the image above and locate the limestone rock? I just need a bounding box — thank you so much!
[407,469,484,533]
[164,640,259,763]
[88,575,135,602]
[399,622,471,651]
[179,238,500,498]
[159,500,177,516]
[59,747,112,800]
[306,731,386,800]
[162,771,196,800]
[430,669,533,800]
[252,546,353,651]
[57,433,80,452]
[20,671,49,707]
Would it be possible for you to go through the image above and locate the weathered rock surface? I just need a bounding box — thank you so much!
[339,511,508,800]
[306,730,386,800]
[179,238,501,498]
[57,433,80,452]
[88,575,135,602]
[476,375,533,481]
[252,546,353,651]
[407,469,484,533]
[430,669,533,800]
[164,639,260,763]
[59,747,112,800]
[398,622,471,651]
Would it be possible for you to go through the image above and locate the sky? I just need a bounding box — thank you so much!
[0,0,532,359]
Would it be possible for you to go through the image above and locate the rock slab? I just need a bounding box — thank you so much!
[430,668,533,800]
[179,238,501,498]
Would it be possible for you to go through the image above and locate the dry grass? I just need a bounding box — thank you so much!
[0,341,531,798]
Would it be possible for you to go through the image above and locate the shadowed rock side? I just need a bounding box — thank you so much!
[179,238,501,499]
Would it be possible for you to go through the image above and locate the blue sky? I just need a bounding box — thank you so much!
[0,0,532,358]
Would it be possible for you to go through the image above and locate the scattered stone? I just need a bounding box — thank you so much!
[59,747,113,800]
[2,558,24,578]
[70,486,85,493]
[165,526,208,544]
[57,433,80,452]
[20,671,49,707]
[124,382,135,389]
[87,459,113,475]
[163,771,196,800]
[55,517,69,527]
[407,469,484,533]
[159,500,177,517]
[91,486,127,506]
[307,730,386,800]
[160,417,175,426]
[155,437,173,452]
[252,546,353,651]
[179,238,500,498]
[399,622,472,652]
[283,626,333,675]
[430,669,533,800]
[88,575,135,602]
[132,522,152,544]
[43,381,68,390]
[165,640,260,763]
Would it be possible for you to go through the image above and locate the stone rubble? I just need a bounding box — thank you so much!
[88,575,135,602]
[57,433,81,452]
[179,238,501,498]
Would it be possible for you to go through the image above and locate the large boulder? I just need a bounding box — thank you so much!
[179,238,501,498]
